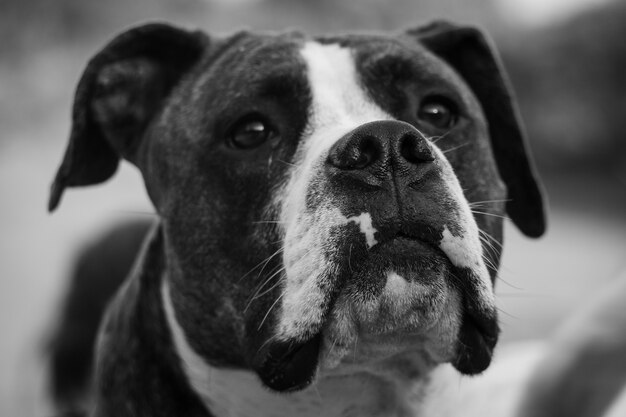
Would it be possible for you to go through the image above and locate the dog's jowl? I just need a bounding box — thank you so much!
[49,21,545,417]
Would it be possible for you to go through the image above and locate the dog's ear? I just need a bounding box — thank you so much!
[407,21,546,238]
[48,23,207,212]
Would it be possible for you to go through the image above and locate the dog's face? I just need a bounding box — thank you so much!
[50,22,545,392]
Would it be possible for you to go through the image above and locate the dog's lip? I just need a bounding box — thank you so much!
[377,232,447,260]
[255,333,323,392]
[452,304,500,375]
[394,233,440,250]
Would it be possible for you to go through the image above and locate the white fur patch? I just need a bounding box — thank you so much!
[384,271,409,297]
[276,42,392,340]
[344,212,378,249]
[430,145,495,307]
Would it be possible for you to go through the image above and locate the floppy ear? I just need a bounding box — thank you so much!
[408,21,546,238]
[48,23,208,212]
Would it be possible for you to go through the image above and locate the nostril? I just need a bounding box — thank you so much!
[400,133,435,164]
[352,138,377,169]
[328,136,380,170]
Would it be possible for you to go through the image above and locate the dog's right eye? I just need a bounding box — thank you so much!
[228,116,275,149]
[417,96,458,131]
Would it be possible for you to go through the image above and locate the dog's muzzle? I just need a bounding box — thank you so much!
[255,120,499,392]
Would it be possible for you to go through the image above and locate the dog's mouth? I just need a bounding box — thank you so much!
[253,232,499,392]
[256,303,499,392]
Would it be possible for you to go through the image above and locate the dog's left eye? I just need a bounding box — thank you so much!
[228,117,275,149]
[417,97,458,130]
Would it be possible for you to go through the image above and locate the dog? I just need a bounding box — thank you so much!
[48,20,546,417]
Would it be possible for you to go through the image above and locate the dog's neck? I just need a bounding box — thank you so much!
[161,275,442,417]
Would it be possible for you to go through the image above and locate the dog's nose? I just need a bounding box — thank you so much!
[326,121,434,179]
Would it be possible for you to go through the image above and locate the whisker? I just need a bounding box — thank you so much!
[328,337,338,358]
[248,262,283,291]
[471,210,510,221]
[496,307,519,320]
[479,239,501,267]
[245,267,286,312]
[258,293,285,331]
[238,246,284,283]
[469,199,511,207]
[276,159,296,167]
[428,129,453,144]
[496,274,523,290]
[479,229,503,249]
[481,253,499,273]
[312,383,324,402]
[442,142,470,154]
[480,244,499,262]
[481,249,498,264]
[256,334,280,356]
[246,245,314,311]
[251,278,284,303]
[479,234,500,254]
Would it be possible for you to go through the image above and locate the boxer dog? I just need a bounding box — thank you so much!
[48,20,545,417]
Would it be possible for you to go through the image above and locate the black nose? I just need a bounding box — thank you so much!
[326,120,434,180]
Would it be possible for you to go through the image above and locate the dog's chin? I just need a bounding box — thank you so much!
[254,238,498,392]
[317,242,462,371]
[255,238,460,392]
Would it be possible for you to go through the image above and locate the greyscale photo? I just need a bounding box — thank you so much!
[1,1,625,416]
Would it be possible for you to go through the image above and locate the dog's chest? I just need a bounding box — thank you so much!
[177,365,431,417]
[163,276,428,417]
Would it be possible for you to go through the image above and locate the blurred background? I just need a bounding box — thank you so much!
[1,0,625,414]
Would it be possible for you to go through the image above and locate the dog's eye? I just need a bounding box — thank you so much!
[228,117,274,149]
[417,97,458,130]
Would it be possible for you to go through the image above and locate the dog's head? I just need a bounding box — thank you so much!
[50,21,545,392]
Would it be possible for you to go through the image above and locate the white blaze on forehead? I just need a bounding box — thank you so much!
[297,41,393,164]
